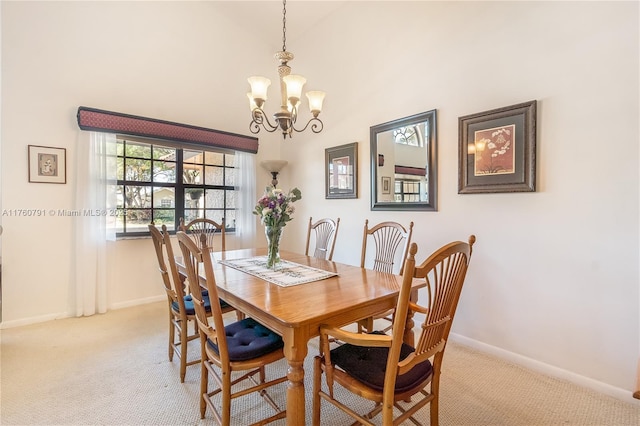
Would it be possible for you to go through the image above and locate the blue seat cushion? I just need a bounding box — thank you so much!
[207,318,284,361]
[329,332,433,393]
[172,290,229,315]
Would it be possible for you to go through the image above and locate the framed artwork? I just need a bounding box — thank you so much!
[381,176,391,194]
[28,145,67,184]
[458,100,536,194]
[325,142,358,199]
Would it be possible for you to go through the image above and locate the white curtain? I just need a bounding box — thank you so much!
[73,131,116,316]
[235,151,256,248]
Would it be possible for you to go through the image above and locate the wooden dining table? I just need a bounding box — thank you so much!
[177,247,419,426]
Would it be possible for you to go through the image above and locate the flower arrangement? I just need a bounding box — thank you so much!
[253,187,302,228]
[253,187,302,269]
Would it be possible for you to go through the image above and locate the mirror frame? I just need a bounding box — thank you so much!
[370,110,437,211]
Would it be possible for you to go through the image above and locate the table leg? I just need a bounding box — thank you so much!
[282,328,309,425]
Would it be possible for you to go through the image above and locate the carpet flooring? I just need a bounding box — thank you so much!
[1,301,638,425]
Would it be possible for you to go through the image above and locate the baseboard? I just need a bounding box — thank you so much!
[450,333,639,405]
[110,294,165,310]
[1,311,70,329]
[0,295,165,329]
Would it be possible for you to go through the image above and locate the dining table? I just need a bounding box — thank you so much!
[176,247,420,426]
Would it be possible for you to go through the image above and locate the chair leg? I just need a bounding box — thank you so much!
[221,369,232,426]
[200,351,208,419]
[430,374,441,426]
[312,356,322,426]
[179,319,188,383]
[168,314,175,362]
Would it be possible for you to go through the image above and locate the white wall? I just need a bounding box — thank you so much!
[1,1,638,401]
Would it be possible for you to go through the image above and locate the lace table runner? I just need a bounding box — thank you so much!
[219,256,338,287]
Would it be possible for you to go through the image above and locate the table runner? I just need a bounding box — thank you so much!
[219,256,338,287]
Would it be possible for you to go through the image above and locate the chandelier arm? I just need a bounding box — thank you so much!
[250,108,279,134]
[290,117,324,134]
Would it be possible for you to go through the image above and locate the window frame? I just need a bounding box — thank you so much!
[113,136,237,238]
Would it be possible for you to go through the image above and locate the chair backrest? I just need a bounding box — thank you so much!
[148,224,188,310]
[382,236,476,407]
[179,217,226,252]
[360,219,414,274]
[305,217,340,261]
[176,231,230,364]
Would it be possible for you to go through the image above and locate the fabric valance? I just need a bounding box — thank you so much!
[395,165,426,176]
[76,106,258,154]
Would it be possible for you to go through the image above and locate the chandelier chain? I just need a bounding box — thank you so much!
[281,0,287,52]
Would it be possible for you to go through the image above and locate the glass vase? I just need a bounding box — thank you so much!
[264,225,283,270]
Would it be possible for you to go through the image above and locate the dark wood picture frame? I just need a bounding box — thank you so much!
[458,100,536,194]
[28,145,67,184]
[325,142,358,199]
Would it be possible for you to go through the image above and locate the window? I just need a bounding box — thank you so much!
[113,137,236,237]
[394,179,421,202]
[392,124,425,147]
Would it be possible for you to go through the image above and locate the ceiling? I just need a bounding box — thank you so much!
[211,1,347,49]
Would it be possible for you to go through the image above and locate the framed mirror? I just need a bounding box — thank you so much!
[370,110,437,211]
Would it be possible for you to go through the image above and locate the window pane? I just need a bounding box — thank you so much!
[205,189,224,208]
[116,140,124,156]
[205,165,223,185]
[153,186,175,208]
[183,150,203,164]
[153,161,176,183]
[114,185,125,208]
[225,153,235,167]
[184,189,204,208]
[204,152,224,166]
[125,158,151,181]
[183,209,202,222]
[183,164,203,184]
[224,210,236,229]
[125,141,151,158]
[124,186,152,208]
[225,167,237,186]
[125,209,152,232]
[225,189,236,209]
[153,209,175,230]
[115,157,124,180]
[153,146,175,160]
[204,210,224,223]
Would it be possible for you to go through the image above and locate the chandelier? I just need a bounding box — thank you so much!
[247,0,326,139]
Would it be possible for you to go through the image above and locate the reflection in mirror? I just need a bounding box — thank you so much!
[370,110,437,211]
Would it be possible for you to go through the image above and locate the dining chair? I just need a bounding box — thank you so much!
[313,236,476,426]
[179,217,243,321]
[304,217,340,261]
[176,231,287,425]
[179,217,225,252]
[358,219,414,333]
[148,224,235,383]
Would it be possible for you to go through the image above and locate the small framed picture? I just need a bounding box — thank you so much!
[458,100,536,193]
[381,176,391,194]
[325,142,358,199]
[28,145,67,184]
